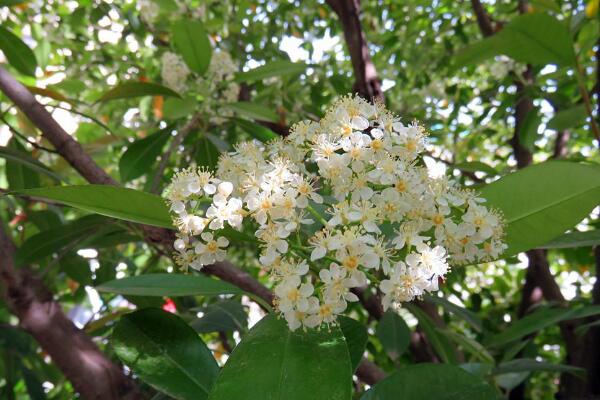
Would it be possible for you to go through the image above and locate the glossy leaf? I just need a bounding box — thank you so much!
[97,81,181,102]
[195,136,220,170]
[480,161,600,256]
[172,20,212,75]
[361,364,501,400]
[235,60,307,82]
[15,215,109,265]
[547,105,587,131]
[438,329,494,364]
[226,102,279,123]
[5,139,40,190]
[541,229,600,249]
[0,26,37,76]
[208,315,352,400]
[119,129,171,182]
[339,316,368,371]
[494,358,585,378]
[112,308,219,400]
[454,161,498,176]
[12,185,173,228]
[0,145,63,182]
[487,305,600,347]
[376,310,411,359]
[191,300,247,333]
[425,295,483,332]
[233,118,277,142]
[96,273,242,296]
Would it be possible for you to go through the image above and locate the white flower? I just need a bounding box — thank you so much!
[161,52,190,93]
[193,233,229,268]
[319,263,359,303]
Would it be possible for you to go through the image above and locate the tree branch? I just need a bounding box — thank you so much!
[470,0,495,37]
[326,0,383,102]
[0,223,141,399]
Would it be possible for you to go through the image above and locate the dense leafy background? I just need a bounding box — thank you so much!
[0,0,599,399]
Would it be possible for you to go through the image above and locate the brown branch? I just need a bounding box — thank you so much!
[470,0,495,37]
[0,223,141,399]
[325,0,383,102]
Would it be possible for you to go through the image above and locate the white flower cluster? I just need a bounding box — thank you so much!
[165,95,506,330]
[160,52,190,94]
[197,50,240,124]
[138,0,160,25]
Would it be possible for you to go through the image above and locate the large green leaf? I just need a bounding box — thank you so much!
[486,305,600,347]
[453,161,498,177]
[338,316,368,371]
[480,161,600,256]
[208,315,352,400]
[541,230,600,249]
[497,13,575,66]
[119,129,171,182]
[96,273,242,296]
[376,310,411,359]
[454,13,575,68]
[112,308,219,400]
[225,102,279,123]
[97,81,181,102]
[11,185,173,228]
[172,20,212,75]
[235,60,307,82]
[361,364,501,400]
[0,26,37,76]
[437,329,494,364]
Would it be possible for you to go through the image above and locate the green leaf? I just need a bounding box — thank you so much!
[172,20,212,75]
[11,185,173,228]
[437,329,495,364]
[547,105,587,131]
[454,161,498,176]
[486,305,600,347]
[338,316,368,371]
[361,364,501,400]
[225,102,279,123]
[97,81,181,102]
[235,60,307,82]
[5,139,40,190]
[0,144,62,182]
[96,273,242,296]
[15,215,108,265]
[454,13,576,68]
[376,310,411,359]
[496,13,576,66]
[233,118,277,142]
[119,129,171,182]
[425,295,483,332]
[480,161,600,256]
[195,136,220,170]
[112,308,219,400]
[494,358,585,378]
[208,315,352,400]
[541,230,600,249]
[0,26,37,76]
[191,300,247,333]
[163,97,197,119]
[406,304,458,364]
[453,36,503,69]
[518,108,541,152]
